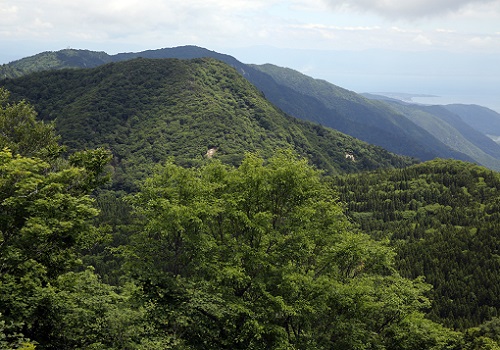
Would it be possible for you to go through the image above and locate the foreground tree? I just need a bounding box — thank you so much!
[0,147,118,346]
[0,88,63,160]
[126,151,459,349]
[0,88,118,348]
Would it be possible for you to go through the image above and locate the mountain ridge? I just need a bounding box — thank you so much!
[2,57,413,191]
[2,45,497,168]
[444,104,500,142]
[364,98,500,170]
[251,63,477,163]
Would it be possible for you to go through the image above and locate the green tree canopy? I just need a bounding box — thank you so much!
[125,151,455,349]
[0,88,114,349]
[0,87,63,161]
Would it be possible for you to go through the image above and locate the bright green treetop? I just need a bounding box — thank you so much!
[125,151,457,349]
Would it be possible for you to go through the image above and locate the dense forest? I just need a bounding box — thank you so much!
[2,57,500,349]
[332,161,500,330]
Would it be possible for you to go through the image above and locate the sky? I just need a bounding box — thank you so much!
[1,0,500,111]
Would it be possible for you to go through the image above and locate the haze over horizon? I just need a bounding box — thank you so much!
[1,0,499,112]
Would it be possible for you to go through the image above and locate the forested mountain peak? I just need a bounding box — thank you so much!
[2,57,412,191]
[1,48,112,78]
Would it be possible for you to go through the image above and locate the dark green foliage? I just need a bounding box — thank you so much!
[2,58,413,191]
[332,159,500,330]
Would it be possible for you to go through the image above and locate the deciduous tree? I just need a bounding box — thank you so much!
[126,151,448,349]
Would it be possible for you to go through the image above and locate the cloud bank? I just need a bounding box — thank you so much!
[323,0,500,18]
[0,0,499,63]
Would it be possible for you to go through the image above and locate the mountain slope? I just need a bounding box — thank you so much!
[249,63,476,162]
[113,48,482,165]
[2,58,413,191]
[379,101,500,170]
[362,94,500,170]
[0,46,479,164]
[444,104,500,142]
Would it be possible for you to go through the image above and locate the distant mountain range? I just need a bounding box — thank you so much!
[362,94,500,170]
[2,45,500,170]
[444,104,500,142]
[364,92,500,143]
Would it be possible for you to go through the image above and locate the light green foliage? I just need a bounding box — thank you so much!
[40,268,145,350]
[0,147,132,349]
[0,148,104,345]
[464,317,500,349]
[69,147,113,191]
[0,91,120,348]
[0,149,99,274]
[0,313,36,349]
[126,151,449,349]
[382,312,462,350]
[0,88,63,160]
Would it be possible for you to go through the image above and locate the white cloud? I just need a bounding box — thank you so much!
[436,28,456,33]
[390,27,421,34]
[413,34,433,45]
[468,36,496,47]
[296,24,380,31]
[1,0,500,62]
[321,0,500,19]
[0,4,20,28]
[0,0,271,42]
[0,4,18,15]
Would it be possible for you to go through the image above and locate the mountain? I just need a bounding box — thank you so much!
[363,96,500,170]
[444,104,500,143]
[1,46,478,165]
[361,94,500,170]
[1,58,413,191]
[4,49,500,348]
[250,63,476,163]
[0,46,246,80]
[0,49,112,78]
